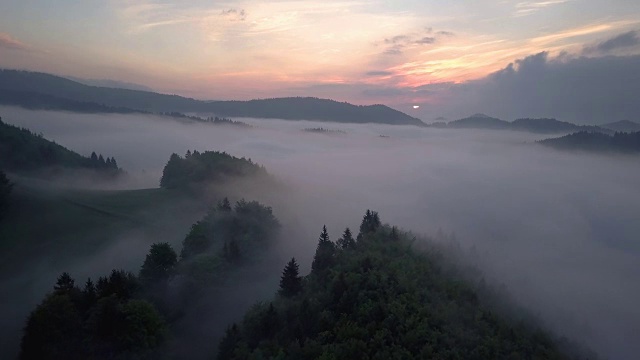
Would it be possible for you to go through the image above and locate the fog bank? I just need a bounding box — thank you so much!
[2,106,640,359]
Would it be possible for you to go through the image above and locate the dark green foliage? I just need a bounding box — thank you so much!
[336,227,356,250]
[221,211,573,360]
[209,116,253,128]
[279,258,303,298]
[539,131,640,153]
[0,117,121,173]
[0,170,13,220]
[20,272,165,360]
[303,127,346,134]
[159,150,266,189]
[180,199,280,261]
[139,243,178,285]
[311,225,336,275]
[358,209,381,238]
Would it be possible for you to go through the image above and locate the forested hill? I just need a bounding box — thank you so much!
[217,212,583,360]
[0,70,423,125]
[0,117,121,174]
[538,131,640,154]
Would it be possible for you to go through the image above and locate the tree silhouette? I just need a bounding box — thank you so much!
[336,227,356,250]
[311,225,335,274]
[54,272,75,294]
[279,258,302,298]
[140,243,177,285]
[218,197,232,212]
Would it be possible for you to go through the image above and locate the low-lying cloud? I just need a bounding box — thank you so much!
[1,106,639,359]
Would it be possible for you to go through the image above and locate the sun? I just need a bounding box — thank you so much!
[413,105,420,109]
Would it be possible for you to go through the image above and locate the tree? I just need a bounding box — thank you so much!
[139,243,178,285]
[358,210,381,239]
[218,197,232,212]
[311,225,335,274]
[54,272,76,294]
[279,258,302,297]
[336,228,356,250]
[0,170,13,220]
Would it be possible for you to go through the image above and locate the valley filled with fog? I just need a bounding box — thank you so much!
[2,106,640,359]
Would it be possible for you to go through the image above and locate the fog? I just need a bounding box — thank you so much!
[2,105,640,359]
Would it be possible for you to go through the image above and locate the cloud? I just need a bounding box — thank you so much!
[415,37,436,44]
[0,33,30,51]
[365,70,393,76]
[415,52,640,124]
[584,30,639,54]
[514,0,570,17]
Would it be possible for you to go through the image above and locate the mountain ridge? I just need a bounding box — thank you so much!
[0,69,424,126]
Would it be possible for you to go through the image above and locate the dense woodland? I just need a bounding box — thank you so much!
[539,131,640,153]
[19,196,280,360]
[216,211,580,360]
[160,150,266,189]
[0,117,121,174]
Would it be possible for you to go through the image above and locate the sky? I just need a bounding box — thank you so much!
[1,0,640,120]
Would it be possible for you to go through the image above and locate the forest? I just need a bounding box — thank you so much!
[0,117,121,174]
[538,131,640,153]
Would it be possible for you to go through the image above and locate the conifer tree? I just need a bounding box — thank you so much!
[311,225,335,274]
[337,227,356,250]
[279,258,303,297]
[218,197,232,212]
[54,272,75,294]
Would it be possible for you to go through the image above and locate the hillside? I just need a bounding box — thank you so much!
[447,114,511,129]
[0,70,423,125]
[217,213,579,359]
[538,131,640,153]
[600,120,640,133]
[438,114,612,134]
[0,116,121,175]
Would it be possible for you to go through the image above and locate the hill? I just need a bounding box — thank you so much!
[438,114,612,134]
[0,70,423,125]
[600,120,640,133]
[538,131,640,153]
[216,212,580,359]
[447,114,511,129]
[0,116,121,175]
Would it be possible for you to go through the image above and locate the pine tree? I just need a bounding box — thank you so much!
[337,227,356,250]
[54,272,75,294]
[358,209,381,239]
[311,225,335,274]
[390,226,399,241]
[218,197,232,212]
[98,154,105,167]
[279,258,302,297]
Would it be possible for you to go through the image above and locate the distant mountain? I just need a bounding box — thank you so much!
[439,114,612,134]
[65,76,154,92]
[538,131,640,154]
[0,70,423,126]
[600,120,640,133]
[447,114,511,129]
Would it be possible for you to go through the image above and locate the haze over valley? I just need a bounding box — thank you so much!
[2,1,640,359]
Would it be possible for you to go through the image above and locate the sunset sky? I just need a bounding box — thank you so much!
[1,0,639,114]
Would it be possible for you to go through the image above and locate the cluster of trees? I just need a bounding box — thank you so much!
[159,150,266,189]
[179,198,280,284]
[20,270,166,360]
[539,131,640,153]
[0,169,12,221]
[303,127,346,134]
[0,117,121,174]
[20,197,281,359]
[217,210,575,360]
[209,116,253,128]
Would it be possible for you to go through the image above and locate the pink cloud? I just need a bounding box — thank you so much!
[0,33,30,51]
